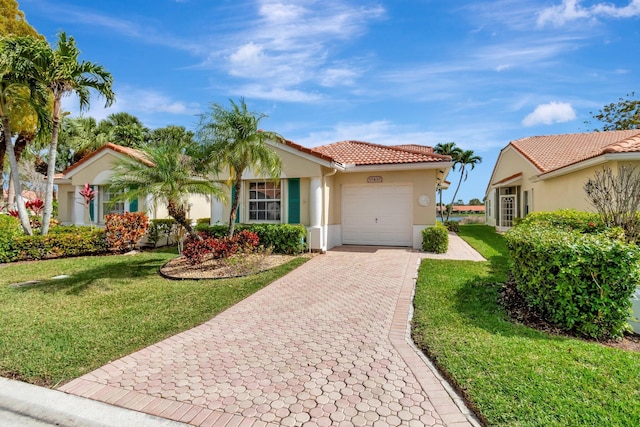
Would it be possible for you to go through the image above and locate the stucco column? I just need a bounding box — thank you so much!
[73,185,86,225]
[308,177,323,251]
[211,196,224,225]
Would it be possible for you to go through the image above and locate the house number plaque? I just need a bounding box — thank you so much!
[367,176,383,183]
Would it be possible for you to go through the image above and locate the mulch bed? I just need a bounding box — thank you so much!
[500,278,640,353]
[160,252,312,280]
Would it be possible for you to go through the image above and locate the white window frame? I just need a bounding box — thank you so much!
[100,186,129,223]
[247,181,282,223]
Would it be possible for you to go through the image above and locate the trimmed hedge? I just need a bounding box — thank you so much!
[422,223,449,253]
[444,220,460,232]
[194,223,307,254]
[515,209,605,233]
[0,215,22,263]
[12,228,108,261]
[506,216,640,339]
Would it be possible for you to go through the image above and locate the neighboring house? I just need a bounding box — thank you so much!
[55,143,210,225]
[486,129,640,231]
[211,140,452,251]
[436,205,486,214]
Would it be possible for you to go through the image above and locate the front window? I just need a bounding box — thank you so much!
[249,181,281,221]
[102,187,125,221]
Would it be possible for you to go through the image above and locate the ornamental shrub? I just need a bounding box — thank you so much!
[147,219,178,247]
[12,228,108,261]
[422,223,449,254]
[0,215,22,263]
[444,220,459,232]
[194,223,307,254]
[505,224,640,339]
[517,209,605,233]
[182,230,260,265]
[105,212,149,253]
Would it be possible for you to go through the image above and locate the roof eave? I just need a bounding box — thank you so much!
[341,161,453,173]
[533,152,640,181]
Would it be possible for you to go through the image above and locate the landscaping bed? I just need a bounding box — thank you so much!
[412,224,640,426]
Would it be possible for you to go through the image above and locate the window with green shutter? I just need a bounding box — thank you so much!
[288,178,300,224]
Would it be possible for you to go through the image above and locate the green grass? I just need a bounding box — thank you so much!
[412,224,640,426]
[0,248,307,388]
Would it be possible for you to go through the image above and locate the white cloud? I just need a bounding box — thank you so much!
[230,85,323,103]
[538,0,640,27]
[522,102,576,126]
[61,87,200,125]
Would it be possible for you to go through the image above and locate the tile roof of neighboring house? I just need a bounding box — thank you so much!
[511,129,640,174]
[311,140,450,166]
[392,144,435,154]
[61,143,154,176]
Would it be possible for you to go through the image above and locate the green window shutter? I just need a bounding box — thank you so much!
[129,186,138,212]
[89,185,96,221]
[288,178,300,224]
[231,184,240,223]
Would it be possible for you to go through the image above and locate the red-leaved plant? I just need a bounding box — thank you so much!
[182,230,260,265]
[105,212,149,252]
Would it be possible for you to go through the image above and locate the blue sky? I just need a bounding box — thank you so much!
[19,0,640,203]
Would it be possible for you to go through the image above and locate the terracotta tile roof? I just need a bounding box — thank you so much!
[511,130,640,174]
[281,139,335,163]
[61,143,154,176]
[311,140,450,166]
[392,144,435,154]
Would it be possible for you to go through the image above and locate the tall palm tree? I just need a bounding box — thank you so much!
[197,98,284,236]
[40,32,115,235]
[107,126,223,239]
[97,112,148,148]
[0,35,51,234]
[434,142,462,222]
[446,149,482,222]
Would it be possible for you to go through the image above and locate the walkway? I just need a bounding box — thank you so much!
[59,242,482,426]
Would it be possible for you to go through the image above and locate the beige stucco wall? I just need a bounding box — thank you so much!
[57,184,75,224]
[327,169,438,226]
[68,152,119,186]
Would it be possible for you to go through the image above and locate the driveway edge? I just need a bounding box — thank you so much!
[388,253,482,427]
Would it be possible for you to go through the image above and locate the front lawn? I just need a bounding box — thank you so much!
[0,248,306,388]
[412,225,640,426]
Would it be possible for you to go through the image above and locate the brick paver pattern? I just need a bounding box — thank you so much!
[61,248,474,426]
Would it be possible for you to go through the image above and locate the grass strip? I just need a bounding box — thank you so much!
[0,248,306,387]
[412,225,640,426]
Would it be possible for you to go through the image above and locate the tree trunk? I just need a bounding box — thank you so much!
[41,96,62,235]
[227,172,243,237]
[167,201,199,240]
[0,133,5,208]
[1,115,32,235]
[446,165,466,222]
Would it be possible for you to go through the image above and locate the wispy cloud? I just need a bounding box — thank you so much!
[538,0,640,27]
[522,102,577,126]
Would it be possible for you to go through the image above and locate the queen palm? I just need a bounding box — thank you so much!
[108,126,223,239]
[446,149,482,222]
[0,35,51,234]
[434,142,462,222]
[197,98,284,236]
[40,32,115,235]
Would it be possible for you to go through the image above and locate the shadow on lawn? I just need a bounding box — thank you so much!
[14,255,169,295]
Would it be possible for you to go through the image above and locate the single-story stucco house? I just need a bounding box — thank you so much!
[56,140,453,251]
[485,129,640,231]
[55,143,211,226]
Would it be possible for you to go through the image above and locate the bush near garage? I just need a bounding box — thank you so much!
[194,223,307,255]
[422,223,449,254]
[505,211,640,339]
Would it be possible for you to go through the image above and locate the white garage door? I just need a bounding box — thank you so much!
[342,185,412,246]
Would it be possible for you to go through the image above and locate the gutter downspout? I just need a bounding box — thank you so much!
[321,167,338,252]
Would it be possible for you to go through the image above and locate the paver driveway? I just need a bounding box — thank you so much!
[60,247,477,426]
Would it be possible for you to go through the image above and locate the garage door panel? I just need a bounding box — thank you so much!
[342,185,412,246]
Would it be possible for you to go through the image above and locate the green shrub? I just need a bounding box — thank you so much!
[444,220,460,232]
[147,219,178,247]
[0,215,22,263]
[194,223,307,254]
[422,223,449,253]
[518,210,605,233]
[12,228,108,261]
[196,217,211,225]
[105,212,149,253]
[505,225,640,339]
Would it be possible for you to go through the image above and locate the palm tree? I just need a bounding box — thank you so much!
[434,142,462,222]
[197,98,284,236]
[40,32,115,235]
[446,149,482,222]
[107,126,223,239]
[0,35,51,234]
[97,112,148,148]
